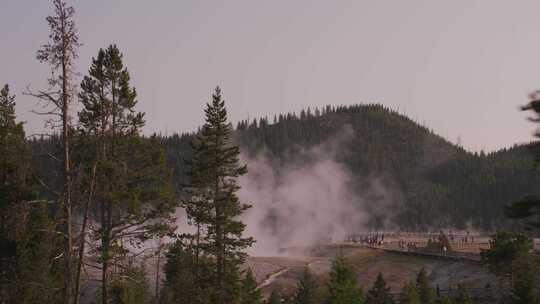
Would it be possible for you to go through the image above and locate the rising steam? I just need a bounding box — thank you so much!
[173,125,397,256]
[239,125,374,256]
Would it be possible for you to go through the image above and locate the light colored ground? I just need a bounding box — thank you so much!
[79,243,497,301]
[248,245,496,299]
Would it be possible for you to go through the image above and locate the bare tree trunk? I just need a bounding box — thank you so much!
[34,2,81,303]
[213,133,225,304]
[61,38,73,304]
[154,238,162,303]
[74,163,96,304]
[215,182,224,304]
[100,183,112,304]
[101,156,110,304]
[102,231,109,304]
[195,223,200,273]
[102,258,108,304]
[101,75,117,304]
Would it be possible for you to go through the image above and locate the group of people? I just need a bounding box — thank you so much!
[348,233,386,246]
[347,230,479,252]
[396,240,419,251]
[447,230,476,243]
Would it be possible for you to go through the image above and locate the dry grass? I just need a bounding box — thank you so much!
[248,245,496,297]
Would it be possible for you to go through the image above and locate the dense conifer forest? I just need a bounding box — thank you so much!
[159,104,540,232]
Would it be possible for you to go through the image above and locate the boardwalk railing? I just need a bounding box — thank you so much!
[372,245,482,263]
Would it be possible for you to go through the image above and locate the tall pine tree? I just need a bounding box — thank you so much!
[162,240,214,304]
[399,281,420,304]
[506,91,540,229]
[453,285,472,304]
[293,268,319,304]
[0,84,49,302]
[0,84,33,237]
[326,253,363,304]
[240,269,262,304]
[29,1,81,301]
[509,254,540,304]
[416,268,435,304]
[438,296,453,304]
[184,86,254,304]
[269,289,282,304]
[365,273,394,304]
[77,45,176,304]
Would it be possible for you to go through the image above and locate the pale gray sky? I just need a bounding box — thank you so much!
[1,0,539,151]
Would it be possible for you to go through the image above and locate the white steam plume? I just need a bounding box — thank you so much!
[239,125,371,256]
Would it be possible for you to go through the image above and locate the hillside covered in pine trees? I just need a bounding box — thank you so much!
[161,104,540,232]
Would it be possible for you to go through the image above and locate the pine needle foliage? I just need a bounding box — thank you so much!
[183,86,254,304]
[326,253,363,304]
[365,273,394,304]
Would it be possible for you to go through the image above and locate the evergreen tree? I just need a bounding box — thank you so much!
[0,85,35,301]
[399,281,420,304]
[438,296,453,304]
[77,45,176,304]
[365,273,394,304]
[184,86,254,304]
[505,91,540,230]
[0,84,18,131]
[109,261,151,304]
[506,195,540,230]
[416,268,435,304]
[162,240,213,304]
[481,231,540,301]
[326,253,363,304]
[13,203,62,304]
[480,231,533,283]
[240,269,262,304]
[0,83,30,262]
[509,255,540,304]
[453,285,472,304]
[31,1,82,302]
[0,84,61,303]
[293,268,319,304]
[269,289,282,304]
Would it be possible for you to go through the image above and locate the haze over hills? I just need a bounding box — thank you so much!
[161,104,540,240]
[29,102,539,247]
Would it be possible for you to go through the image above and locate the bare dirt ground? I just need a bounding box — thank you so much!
[348,249,495,291]
[79,243,497,302]
[248,245,496,299]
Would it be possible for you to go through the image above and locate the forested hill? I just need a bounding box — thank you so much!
[160,104,540,231]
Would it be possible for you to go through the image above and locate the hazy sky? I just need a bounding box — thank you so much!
[2,0,540,152]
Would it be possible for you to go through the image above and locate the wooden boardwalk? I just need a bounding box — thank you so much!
[369,244,482,263]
